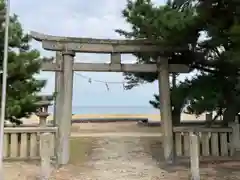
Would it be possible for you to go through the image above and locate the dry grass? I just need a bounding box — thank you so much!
[4,137,97,179]
[69,137,96,165]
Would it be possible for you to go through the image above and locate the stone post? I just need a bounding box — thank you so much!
[40,133,52,179]
[190,132,200,180]
[157,57,174,163]
[58,51,75,165]
[229,116,240,156]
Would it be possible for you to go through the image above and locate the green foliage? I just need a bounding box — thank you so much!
[116,0,202,123]
[116,0,200,90]
[175,0,240,123]
[118,0,240,125]
[0,0,45,125]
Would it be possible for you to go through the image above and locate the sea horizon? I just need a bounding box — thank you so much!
[48,106,159,115]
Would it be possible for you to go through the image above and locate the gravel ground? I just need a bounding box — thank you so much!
[4,135,240,180]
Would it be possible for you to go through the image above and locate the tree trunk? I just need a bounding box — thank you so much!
[171,73,181,126]
[172,73,177,88]
[172,107,181,126]
[222,107,237,126]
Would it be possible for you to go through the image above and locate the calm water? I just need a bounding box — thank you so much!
[48,106,159,114]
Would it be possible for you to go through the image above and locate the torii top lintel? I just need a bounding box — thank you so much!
[30,31,181,54]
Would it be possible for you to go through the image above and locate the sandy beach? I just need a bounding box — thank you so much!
[20,112,210,125]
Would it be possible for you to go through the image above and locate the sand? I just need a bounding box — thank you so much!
[4,120,240,179]
[20,112,210,125]
[5,136,240,180]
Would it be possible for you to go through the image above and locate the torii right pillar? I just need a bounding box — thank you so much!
[158,58,174,163]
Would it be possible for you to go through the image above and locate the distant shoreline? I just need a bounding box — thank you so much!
[48,106,159,114]
[20,113,213,125]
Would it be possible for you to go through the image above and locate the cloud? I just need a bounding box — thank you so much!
[10,0,189,107]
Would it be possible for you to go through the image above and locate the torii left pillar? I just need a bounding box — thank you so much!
[158,58,174,163]
[55,51,75,165]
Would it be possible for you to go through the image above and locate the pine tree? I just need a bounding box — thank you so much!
[0,1,45,125]
[117,0,240,125]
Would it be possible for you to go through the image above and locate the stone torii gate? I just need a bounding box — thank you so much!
[30,31,189,165]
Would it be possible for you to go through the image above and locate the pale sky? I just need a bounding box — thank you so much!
[10,0,190,107]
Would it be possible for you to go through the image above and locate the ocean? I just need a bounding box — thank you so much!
[48,106,159,114]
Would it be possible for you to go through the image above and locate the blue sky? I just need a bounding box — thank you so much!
[10,0,191,107]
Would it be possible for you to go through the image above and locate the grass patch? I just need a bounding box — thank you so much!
[69,137,97,165]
